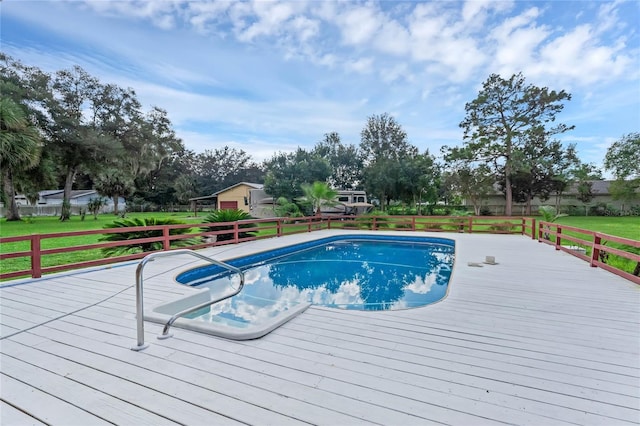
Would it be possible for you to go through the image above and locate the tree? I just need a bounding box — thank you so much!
[604,133,640,211]
[360,113,418,210]
[360,113,417,164]
[571,163,602,207]
[604,132,640,180]
[312,132,363,189]
[43,66,117,221]
[263,148,331,202]
[173,175,198,205]
[94,168,134,215]
[193,146,261,195]
[396,151,439,210]
[446,163,494,215]
[299,181,338,215]
[506,136,579,215]
[0,97,42,221]
[451,73,573,215]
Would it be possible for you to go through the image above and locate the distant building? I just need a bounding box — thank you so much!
[1,189,125,216]
[189,182,263,215]
[469,180,638,215]
[248,188,371,218]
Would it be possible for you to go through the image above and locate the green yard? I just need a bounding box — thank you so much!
[555,216,640,240]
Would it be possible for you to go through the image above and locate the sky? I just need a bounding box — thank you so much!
[1,0,639,173]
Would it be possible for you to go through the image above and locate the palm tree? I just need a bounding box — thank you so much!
[0,98,42,221]
[538,205,568,240]
[300,181,338,216]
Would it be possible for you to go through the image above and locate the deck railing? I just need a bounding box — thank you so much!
[1,215,637,284]
[538,221,640,285]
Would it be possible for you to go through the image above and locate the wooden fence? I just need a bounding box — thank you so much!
[1,215,637,284]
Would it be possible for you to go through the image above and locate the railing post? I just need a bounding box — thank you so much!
[468,217,473,234]
[308,218,312,232]
[372,217,377,230]
[555,226,562,250]
[234,222,239,243]
[538,221,543,241]
[531,218,536,240]
[590,234,601,267]
[277,219,282,237]
[412,216,416,231]
[31,234,42,278]
[163,227,170,251]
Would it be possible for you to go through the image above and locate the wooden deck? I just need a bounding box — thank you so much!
[1,230,639,425]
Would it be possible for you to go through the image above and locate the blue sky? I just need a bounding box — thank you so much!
[2,1,639,173]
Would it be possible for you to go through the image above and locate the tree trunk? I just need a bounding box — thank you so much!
[113,193,120,215]
[504,170,513,216]
[525,195,532,216]
[60,167,76,221]
[2,169,21,221]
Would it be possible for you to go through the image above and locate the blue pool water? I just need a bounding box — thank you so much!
[176,236,454,326]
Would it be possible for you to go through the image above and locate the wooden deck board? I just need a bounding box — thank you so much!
[1,231,639,425]
[0,401,47,426]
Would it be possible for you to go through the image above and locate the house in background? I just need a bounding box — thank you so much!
[1,190,125,217]
[189,182,263,215]
[470,180,638,215]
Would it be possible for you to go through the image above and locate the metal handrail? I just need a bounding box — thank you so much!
[131,249,244,351]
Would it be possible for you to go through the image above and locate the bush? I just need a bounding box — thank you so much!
[201,209,258,241]
[479,207,493,216]
[589,203,620,217]
[564,205,586,216]
[100,217,195,256]
[489,221,516,232]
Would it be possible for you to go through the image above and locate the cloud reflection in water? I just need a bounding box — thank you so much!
[190,240,454,326]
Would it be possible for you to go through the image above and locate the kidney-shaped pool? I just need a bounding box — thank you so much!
[146,234,455,340]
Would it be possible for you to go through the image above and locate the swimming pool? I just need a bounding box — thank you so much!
[146,234,455,339]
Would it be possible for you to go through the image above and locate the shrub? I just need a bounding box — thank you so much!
[87,197,107,219]
[489,221,516,232]
[201,209,258,241]
[589,203,620,217]
[479,207,493,216]
[100,217,195,256]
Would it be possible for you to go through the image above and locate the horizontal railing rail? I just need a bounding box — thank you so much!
[1,215,637,284]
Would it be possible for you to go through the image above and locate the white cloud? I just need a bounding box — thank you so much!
[535,24,631,85]
[337,4,383,46]
[236,1,296,42]
[344,57,374,74]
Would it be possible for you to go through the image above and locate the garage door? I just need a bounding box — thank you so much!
[219,201,238,210]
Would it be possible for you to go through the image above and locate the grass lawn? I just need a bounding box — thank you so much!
[555,216,640,240]
[552,216,639,277]
[0,212,205,277]
[0,212,203,237]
